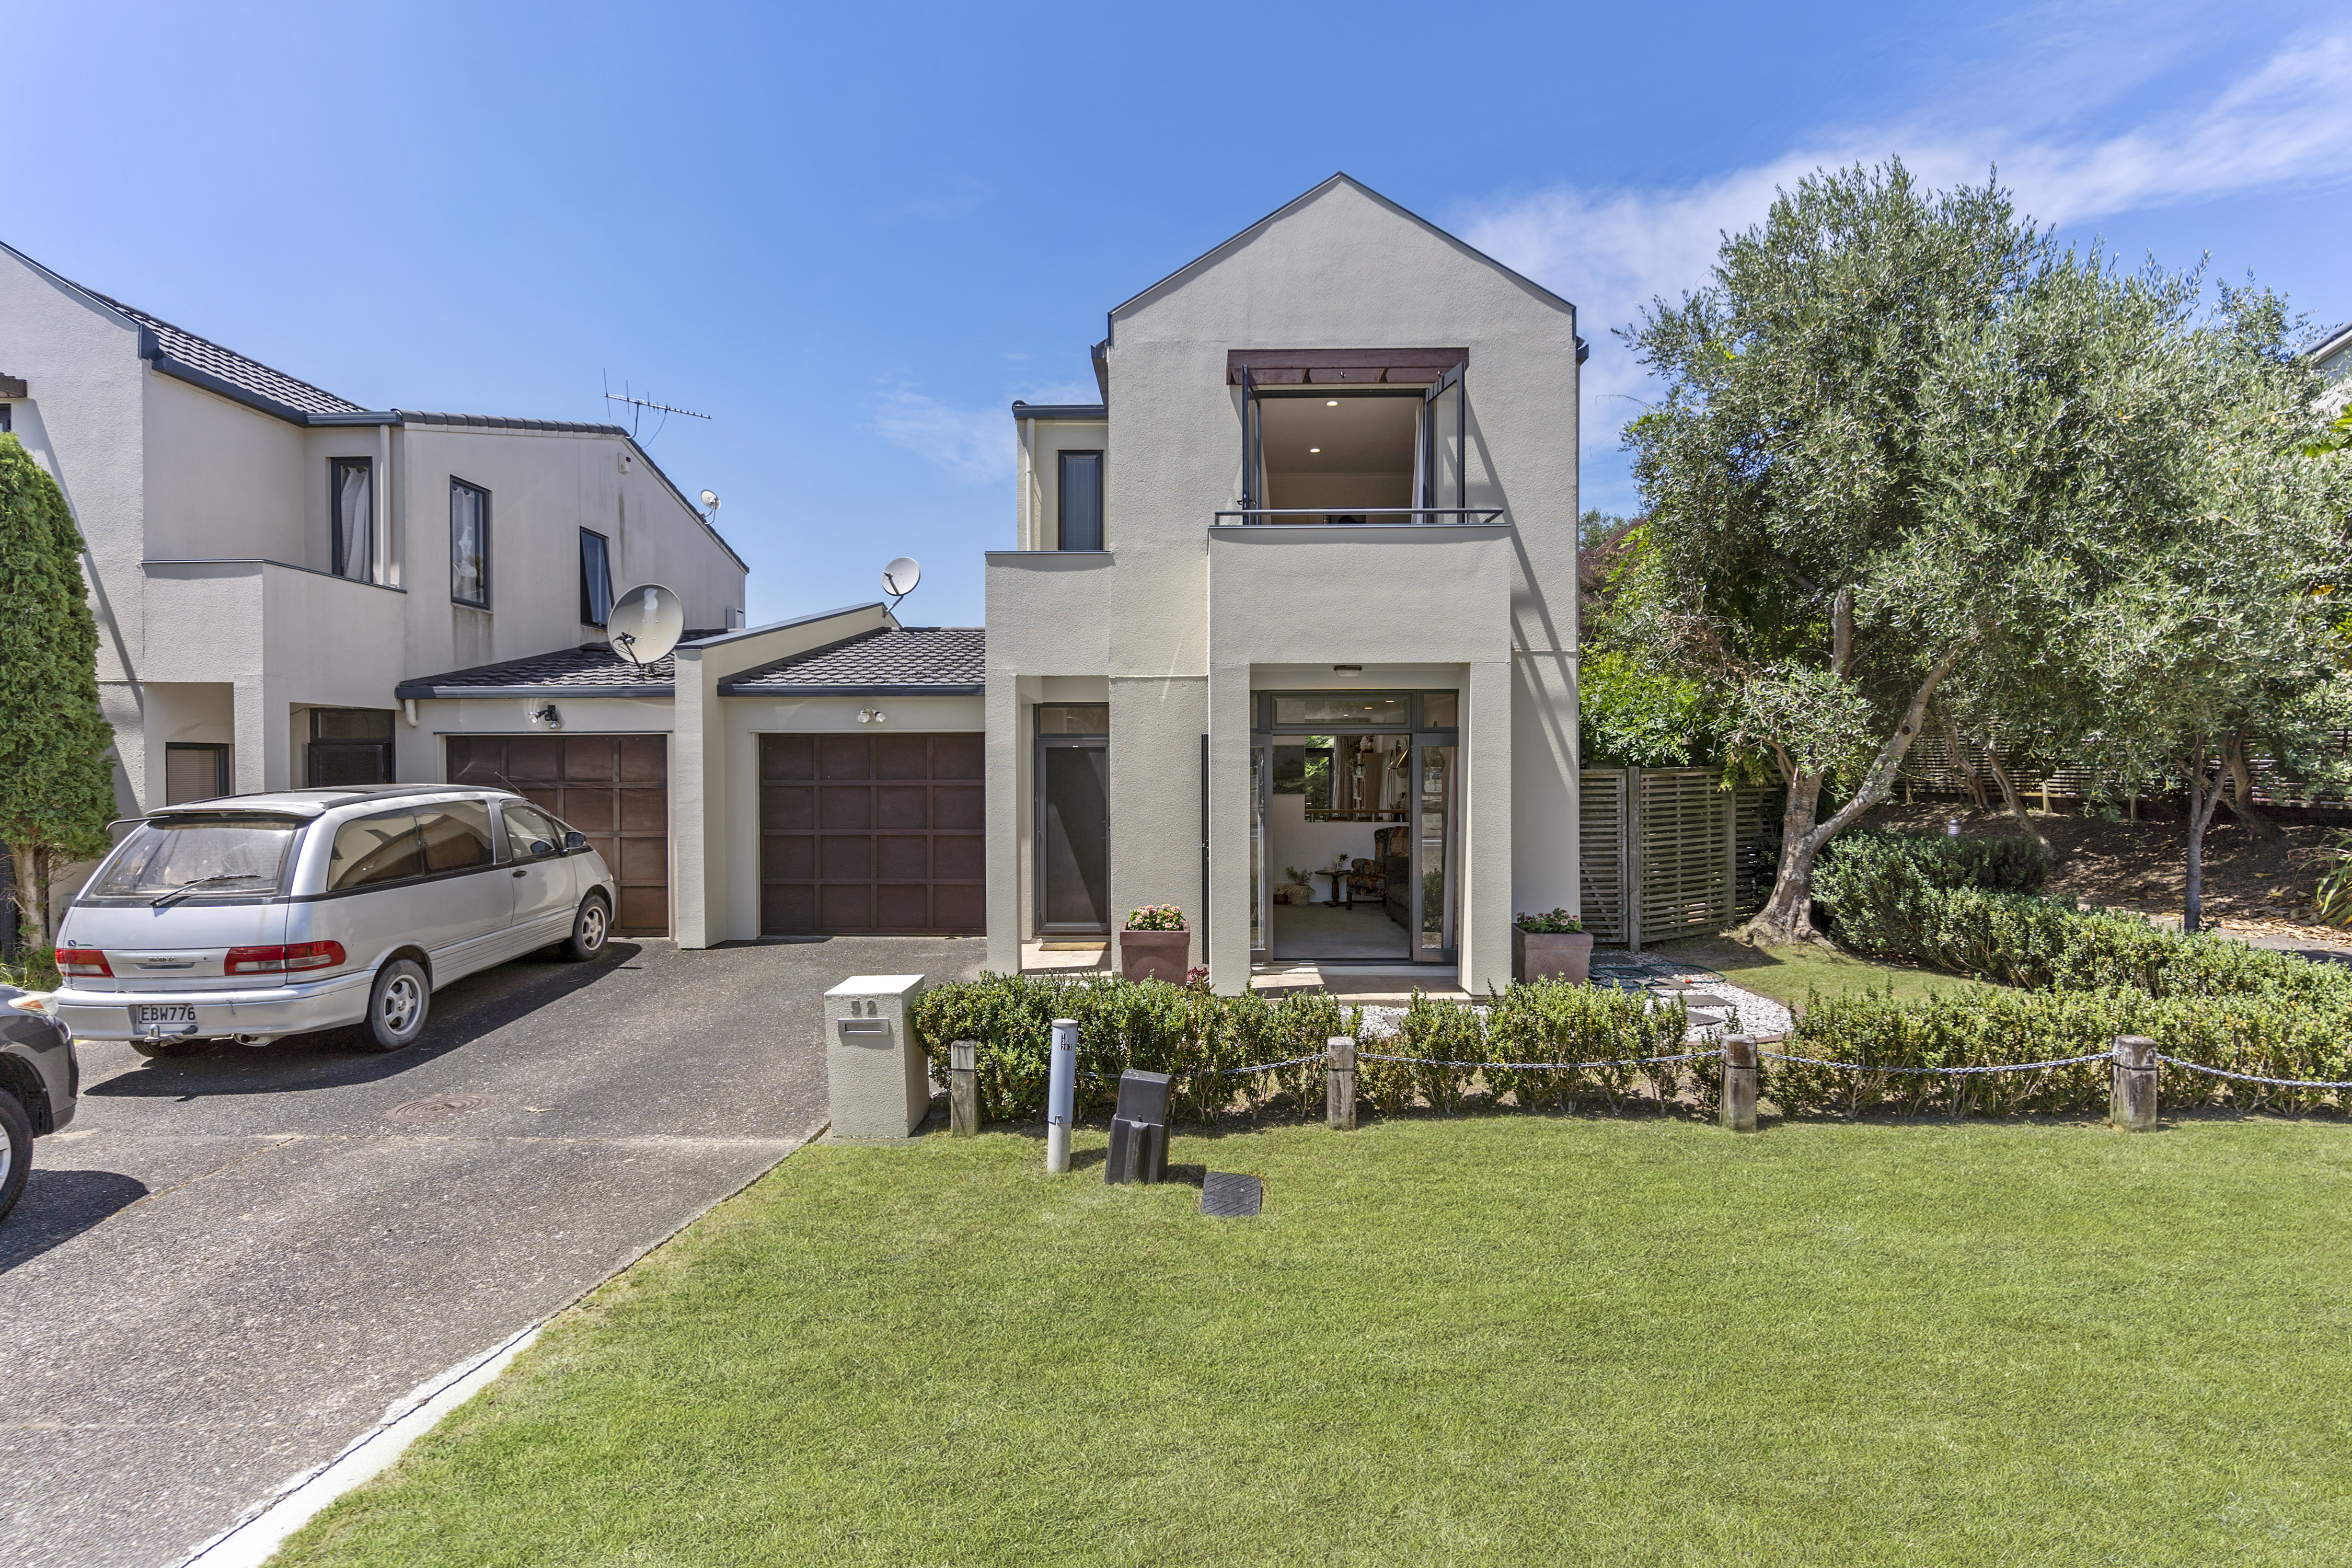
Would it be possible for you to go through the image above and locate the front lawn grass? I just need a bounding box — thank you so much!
[1655,932,2002,1013]
[280,1117,2352,1566]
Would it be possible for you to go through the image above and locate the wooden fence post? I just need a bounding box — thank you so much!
[949,1040,978,1137]
[1721,1034,1758,1133]
[1328,1036,1356,1131]
[2110,1035,2158,1132]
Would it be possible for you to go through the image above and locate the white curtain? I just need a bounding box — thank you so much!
[337,462,373,581]
[451,485,485,604]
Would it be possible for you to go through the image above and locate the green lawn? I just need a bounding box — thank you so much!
[280,1117,2352,1567]
[1653,933,2001,1013]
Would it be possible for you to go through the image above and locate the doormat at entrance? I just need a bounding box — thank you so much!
[1201,1172,1263,1218]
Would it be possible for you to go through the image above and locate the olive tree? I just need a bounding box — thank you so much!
[1621,160,2322,942]
[0,434,118,949]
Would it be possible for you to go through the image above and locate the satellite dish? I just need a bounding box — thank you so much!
[699,489,720,512]
[882,556,920,608]
[606,583,685,670]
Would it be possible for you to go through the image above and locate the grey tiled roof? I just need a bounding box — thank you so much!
[93,292,365,417]
[394,633,729,699]
[398,410,632,435]
[719,627,986,695]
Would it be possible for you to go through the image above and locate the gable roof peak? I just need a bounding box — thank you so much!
[1106,172,1577,328]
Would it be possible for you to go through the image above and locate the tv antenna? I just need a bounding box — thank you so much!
[882,556,921,614]
[605,583,686,673]
[601,371,712,443]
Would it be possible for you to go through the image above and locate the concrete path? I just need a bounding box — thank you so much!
[0,933,983,1568]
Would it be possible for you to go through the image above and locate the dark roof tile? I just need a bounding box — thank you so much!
[94,293,365,417]
[719,627,986,695]
[394,633,729,699]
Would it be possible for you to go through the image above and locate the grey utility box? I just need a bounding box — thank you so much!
[824,974,929,1138]
[1106,1069,1172,1185]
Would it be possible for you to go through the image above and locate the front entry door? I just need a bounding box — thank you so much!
[1037,737,1109,933]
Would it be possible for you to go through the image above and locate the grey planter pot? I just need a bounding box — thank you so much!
[1120,928,1191,985]
[1513,928,1595,984]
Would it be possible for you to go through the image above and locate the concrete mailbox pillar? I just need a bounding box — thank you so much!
[824,974,929,1139]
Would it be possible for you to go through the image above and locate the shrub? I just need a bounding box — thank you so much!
[910,973,1357,1125]
[1514,908,1585,934]
[1125,904,1185,931]
[1774,984,2352,1118]
[1483,980,1692,1113]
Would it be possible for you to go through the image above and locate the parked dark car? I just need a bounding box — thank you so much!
[0,984,80,1221]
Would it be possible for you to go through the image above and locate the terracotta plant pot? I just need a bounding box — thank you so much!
[1513,927,1595,984]
[1120,927,1191,984]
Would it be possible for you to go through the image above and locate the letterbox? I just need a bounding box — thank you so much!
[1105,1068,1172,1185]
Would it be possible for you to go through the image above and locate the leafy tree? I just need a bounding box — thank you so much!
[0,434,117,950]
[1620,160,2344,943]
[1577,650,1717,768]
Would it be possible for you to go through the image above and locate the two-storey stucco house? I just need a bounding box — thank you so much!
[0,238,752,932]
[986,175,1587,993]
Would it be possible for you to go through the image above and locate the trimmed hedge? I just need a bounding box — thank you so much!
[1816,827,2052,902]
[909,973,1690,1124]
[1784,984,2352,1117]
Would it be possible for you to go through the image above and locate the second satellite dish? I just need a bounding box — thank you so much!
[607,583,686,670]
[882,556,920,609]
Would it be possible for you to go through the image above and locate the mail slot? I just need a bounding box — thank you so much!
[836,1018,891,1039]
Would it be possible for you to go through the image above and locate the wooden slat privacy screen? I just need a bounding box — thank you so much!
[1578,767,1771,950]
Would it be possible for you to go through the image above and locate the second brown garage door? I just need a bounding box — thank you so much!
[759,732,984,935]
[445,734,670,935]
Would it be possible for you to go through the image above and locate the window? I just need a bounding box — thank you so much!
[580,529,614,626]
[1058,451,1103,550]
[330,457,373,581]
[451,479,490,608]
[1036,704,1110,735]
[307,708,394,787]
[326,810,424,891]
[415,802,497,871]
[164,743,230,805]
[499,801,565,860]
[0,405,11,434]
[93,817,298,898]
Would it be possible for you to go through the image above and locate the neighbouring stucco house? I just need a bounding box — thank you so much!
[0,238,751,932]
[987,174,1587,993]
[2309,318,2352,418]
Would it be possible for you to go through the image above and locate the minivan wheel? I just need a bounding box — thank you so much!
[558,895,612,962]
[360,959,431,1053]
[0,1091,31,1224]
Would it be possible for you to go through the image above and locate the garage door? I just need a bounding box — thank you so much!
[445,734,670,935]
[759,733,984,935]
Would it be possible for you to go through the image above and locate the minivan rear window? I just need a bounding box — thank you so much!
[92,816,302,900]
[328,810,424,891]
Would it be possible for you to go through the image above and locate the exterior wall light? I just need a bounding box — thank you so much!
[858,707,888,724]
[1332,665,1363,678]
[532,702,564,731]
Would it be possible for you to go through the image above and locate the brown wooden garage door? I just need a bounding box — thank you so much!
[445,734,670,935]
[759,733,984,935]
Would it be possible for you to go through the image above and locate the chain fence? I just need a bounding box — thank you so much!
[2153,1055,2352,1090]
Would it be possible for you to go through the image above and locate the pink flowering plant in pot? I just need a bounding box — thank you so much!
[1513,907,1594,984]
[1120,904,1191,984]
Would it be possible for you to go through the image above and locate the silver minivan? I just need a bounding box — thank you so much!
[53,785,618,1056]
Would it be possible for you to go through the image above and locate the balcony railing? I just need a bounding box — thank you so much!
[1211,508,1506,527]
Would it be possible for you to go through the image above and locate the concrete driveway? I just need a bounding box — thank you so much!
[0,933,983,1568]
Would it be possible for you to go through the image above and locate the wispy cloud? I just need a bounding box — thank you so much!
[1460,29,2352,454]
[871,380,1096,483]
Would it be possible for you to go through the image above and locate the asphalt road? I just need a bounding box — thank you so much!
[0,933,983,1568]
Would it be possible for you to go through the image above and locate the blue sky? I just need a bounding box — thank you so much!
[13,2,2349,628]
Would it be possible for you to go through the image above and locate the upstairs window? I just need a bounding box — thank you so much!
[1058,451,1103,550]
[330,457,373,580]
[450,479,490,608]
[580,528,614,626]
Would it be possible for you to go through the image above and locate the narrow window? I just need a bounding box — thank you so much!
[580,528,614,626]
[450,479,490,608]
[0,404,12,433]
[163,743,230,805]
[330,457,373,581]
[1058,451,1102,550]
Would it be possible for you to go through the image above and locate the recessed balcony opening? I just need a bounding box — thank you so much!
[1257,392,1419,523]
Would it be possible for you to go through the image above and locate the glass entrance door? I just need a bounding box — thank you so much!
[1411,739,1459,962]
